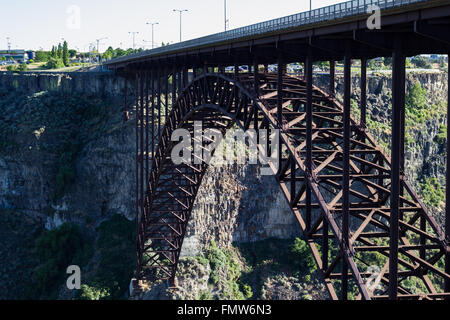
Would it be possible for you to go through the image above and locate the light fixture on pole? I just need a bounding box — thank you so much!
[128,32,139,51]
[146,22,159,49]
[6,37,11,53]
[173,9,188,42]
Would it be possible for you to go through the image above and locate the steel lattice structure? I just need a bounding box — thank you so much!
[129,71,449,300]
[106,0,450,300]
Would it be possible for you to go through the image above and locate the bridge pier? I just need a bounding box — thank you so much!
[172,65,177,109]
[305,50,312,234]
[322,59,335,274]
[389,43,406,300]
[341,46,352,301]
[360,58,367,128]
[164,67,169,120]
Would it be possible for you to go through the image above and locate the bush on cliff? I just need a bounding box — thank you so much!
[33,223,93,299]
[78,215,136,300]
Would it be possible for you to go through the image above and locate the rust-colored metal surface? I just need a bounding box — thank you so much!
[132,71,450,300]
[115,0,450,300]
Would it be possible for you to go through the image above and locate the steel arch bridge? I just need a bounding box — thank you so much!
[106,0,450,300]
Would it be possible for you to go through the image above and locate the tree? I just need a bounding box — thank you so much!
[383,57,392,68]
[45,57,65,69]
[68,49,77,58]
[368,59,381,70]
[50,46,56,58]
[57,43,63,59]
[406,82,427,110]
[62,41,69,66]
[18,63,28,72]
[35,51,50,62]
[411,55,432,69]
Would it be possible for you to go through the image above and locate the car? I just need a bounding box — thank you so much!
[268,65,277,73]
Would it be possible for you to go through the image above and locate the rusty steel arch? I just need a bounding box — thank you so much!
[134,72,450,300]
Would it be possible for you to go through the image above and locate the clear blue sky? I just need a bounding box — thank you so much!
[0,0,344,52]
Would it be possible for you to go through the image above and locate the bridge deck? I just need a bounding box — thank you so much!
[106,0,450,70]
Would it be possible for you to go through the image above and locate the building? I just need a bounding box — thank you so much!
[0,50,29,63]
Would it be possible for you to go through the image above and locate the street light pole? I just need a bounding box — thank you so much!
[146,22,159,49]
[173,9,188,42]
[224,0,227,31]
[129,32,139,51]
[6,37,11,53]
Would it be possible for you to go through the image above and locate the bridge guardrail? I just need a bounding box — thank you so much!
[105,0,429,65]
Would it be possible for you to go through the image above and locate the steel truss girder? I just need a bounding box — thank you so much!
[133,71,450,300]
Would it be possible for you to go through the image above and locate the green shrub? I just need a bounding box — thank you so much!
[33,223,93,299]
[54,141,81,200]
[406,82,427,111]
[6,65,17,72]
[241,283,253,299]
[289,238,317,275]
[435,125,447,146]
[405,82,438,125]
[207,241,228,285]
[419,177,445,208]
[18,63,28,72]
[79,284,111,300]
[82,215,136,300]
[410,56,432,69]
[45,57,65,69]
[198,290,213,300]
[196,255,209,266]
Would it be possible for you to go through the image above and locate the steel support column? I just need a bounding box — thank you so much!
[360,58,367,173]
[124,78,129,122]
[157,68,162,139]
[139,72,145,239]
[342,47,352,301]
[390,44,406,300]
[329,60,335,98]
[254,60,259,95]
[165,68,169,122]
[360,58,367,128]
[172,65,177,110]
[135,72,141,279]
[277,55,284,176]
[305,50,313,231]
[277,55,284,126]
[178,68,183,98]
[183,67,189,88]
[151,69,155,160]
[145,72,150,207]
